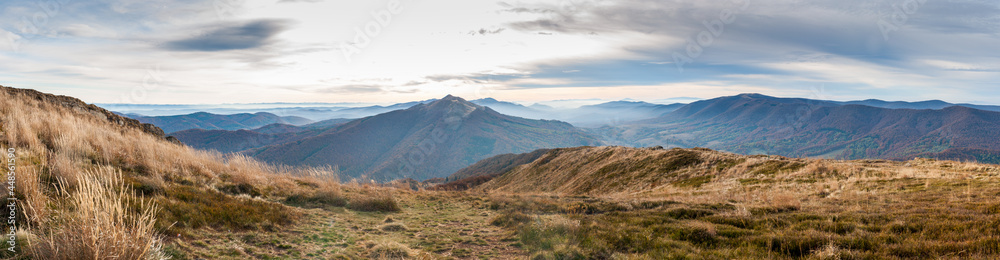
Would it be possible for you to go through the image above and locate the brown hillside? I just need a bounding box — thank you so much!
[0,85,346,259]
[2,86,168,138]
[475,146,1000,258]
[477,146,1000,197]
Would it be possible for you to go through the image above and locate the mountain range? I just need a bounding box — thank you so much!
[593,93,1000,163]
[147,93,1000,183]
[247,95,604,181]
[119,98,686,133]
[469,98,685,127]
[130,112,314,133]
[168,118,354,153]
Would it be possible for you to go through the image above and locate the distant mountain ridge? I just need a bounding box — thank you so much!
[168,98,686,155]
[163,93,1000,177]
[130,112,314,133]
[170,118,353,153]
[837,99,1000,112]
[596,93,1000,163]
[249,95,604,181]
[470,98,685,127]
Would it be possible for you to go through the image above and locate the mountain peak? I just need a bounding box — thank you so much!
[441,94,465,102]
[433,95,474,105]
[737,93,770,99]
[423,95,482,116]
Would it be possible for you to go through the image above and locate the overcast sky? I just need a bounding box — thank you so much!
[1,0,998,104]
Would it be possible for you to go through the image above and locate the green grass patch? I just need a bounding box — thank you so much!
[671,175,713,188]
[158,185,297,231]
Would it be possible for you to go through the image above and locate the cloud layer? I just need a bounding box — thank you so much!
[164,19,292,51]
[0,0,997,104]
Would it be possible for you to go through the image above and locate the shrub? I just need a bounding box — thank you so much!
[159,185,297,230]
[487,195,561,213]
[491,211,534,227]
[671,175,713,188]
[669,225,717,246]
[347,188,401,212]
[283,183,347,208]
[368,241,411,260]
[218,183,262,197]
[531,246,587,260]
[755,234,829,258]
[666,208,714,220]
[380,223,408,232]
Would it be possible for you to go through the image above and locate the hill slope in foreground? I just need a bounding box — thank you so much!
[0,85,528,259]
[457,146,1000,258]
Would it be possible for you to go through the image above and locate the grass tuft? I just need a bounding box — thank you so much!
[491,211,534,227]
[27,167,166,260]
[347,187,401,212]
[380,223,408,232]
[368,241,411,260]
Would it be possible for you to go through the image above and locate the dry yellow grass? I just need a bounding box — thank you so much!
[28,166,163,260]
[477,146,1000,258]
[0,86,360,258]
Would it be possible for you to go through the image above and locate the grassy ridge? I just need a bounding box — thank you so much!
[0,86,393,259]
[474,146,1000,258]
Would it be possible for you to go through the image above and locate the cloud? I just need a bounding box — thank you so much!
[58,24,118,38]
[163,19,293,52]
[278,0,325,3]
[489,0,999,91]
[4,0,1000,104]
[469,27,506,35]
[0,28,22,51]
[326,85,385,93]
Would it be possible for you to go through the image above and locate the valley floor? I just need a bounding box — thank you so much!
[164,191,529,259]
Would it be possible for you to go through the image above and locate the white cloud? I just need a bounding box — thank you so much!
[0,28,23,51]
[59,24,118,38]
[0,0,998,105]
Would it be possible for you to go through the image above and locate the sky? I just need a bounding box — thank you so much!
[0,0,998,105]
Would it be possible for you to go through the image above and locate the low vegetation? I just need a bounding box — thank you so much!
[478,147,1000,259]
[27,167,163,260]
[346,187,402,212]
